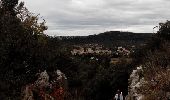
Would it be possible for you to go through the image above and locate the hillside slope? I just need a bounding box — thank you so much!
[60,31,153,48]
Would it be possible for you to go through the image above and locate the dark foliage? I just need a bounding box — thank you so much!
[60,31,152,49]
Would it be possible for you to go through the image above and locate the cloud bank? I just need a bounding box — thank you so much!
[24,0,170,36]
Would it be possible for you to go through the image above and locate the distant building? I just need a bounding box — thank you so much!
[86,48,94,54]
[71,44,112,55]
[116,46,130,56]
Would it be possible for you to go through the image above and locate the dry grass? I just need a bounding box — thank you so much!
[138,42,170,100]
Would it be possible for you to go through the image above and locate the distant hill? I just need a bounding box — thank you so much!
[59,31,153,48]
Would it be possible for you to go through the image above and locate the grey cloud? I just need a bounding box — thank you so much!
[24,0,170,36]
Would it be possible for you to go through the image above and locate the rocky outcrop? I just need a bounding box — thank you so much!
[126,66,144,100]
[35,70,50,88]
[22,70,67,100]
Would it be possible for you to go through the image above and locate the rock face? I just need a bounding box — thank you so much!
[35,70,50,88]
[22,70,67,100]
[126,66,144,100]
[126,65,170,100]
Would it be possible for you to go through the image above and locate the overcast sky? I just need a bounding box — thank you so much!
[24,0,170,36]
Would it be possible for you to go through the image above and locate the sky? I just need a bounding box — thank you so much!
[23,0,170,36]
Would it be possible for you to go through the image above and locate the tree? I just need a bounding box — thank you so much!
[0,1,48,99]
[129,21,170,99]
[157,21,170,40]
[1,0,18,15]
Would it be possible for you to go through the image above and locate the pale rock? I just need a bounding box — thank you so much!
[126,65,144,100]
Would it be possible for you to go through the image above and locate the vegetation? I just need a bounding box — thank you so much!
[60,31,152,49]
[138,21,170,99]
[0,1,66,99]
[125,21,170,100]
